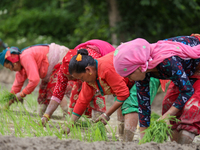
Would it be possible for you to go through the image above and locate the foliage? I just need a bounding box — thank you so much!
[117,0,200,43]
[1,0,200,51]
[0,92,117,142]
[66,114,116,142]
[139,115,179,144]
[0,89,15,105]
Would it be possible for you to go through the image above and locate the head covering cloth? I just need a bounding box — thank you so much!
[0,47,20,66]
[113,38,200,77]
[74,39,115,56]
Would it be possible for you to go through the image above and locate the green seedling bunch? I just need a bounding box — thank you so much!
[89,121,108,141]
[75,115,92,128]
[0,93,65,139]
[139,115,179,144]
[63,114,117,142]
[151,112,161,121]
[0,90,117,142]
[0,89,15,104]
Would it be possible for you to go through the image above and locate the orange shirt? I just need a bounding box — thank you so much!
[73,52,130,116]
[11,46,49,95]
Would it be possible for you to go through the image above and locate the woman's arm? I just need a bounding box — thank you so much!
[11,70,27,94]
[20,56,41,95]
[72,82,95,117]
[41,65,69,125]
[160,56,195,117]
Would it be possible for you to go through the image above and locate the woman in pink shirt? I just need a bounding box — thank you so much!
[0,44,69,117]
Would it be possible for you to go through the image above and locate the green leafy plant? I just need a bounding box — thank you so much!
[0,89,15,104]
[139,115,179,144]
[0,91,117,142]
[90,121,108,141]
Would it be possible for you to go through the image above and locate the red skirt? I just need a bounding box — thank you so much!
[162,80,200,135]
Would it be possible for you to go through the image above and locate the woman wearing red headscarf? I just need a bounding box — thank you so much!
[0,44,69,117]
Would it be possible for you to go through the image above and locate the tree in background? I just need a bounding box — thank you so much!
[117,0,200,42]
[0,0,200,50]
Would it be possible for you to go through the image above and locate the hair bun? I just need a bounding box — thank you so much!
[77,49,88,55]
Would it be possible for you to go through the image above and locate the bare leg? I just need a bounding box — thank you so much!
[117,107,125,138]
[177,130,195,144]
[123,112,138,142]
[60,96,68,119]
[38,104,48,117]
[170,129,179,142]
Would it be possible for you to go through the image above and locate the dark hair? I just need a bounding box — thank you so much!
[69,49,95,74]
[4,59,14,68]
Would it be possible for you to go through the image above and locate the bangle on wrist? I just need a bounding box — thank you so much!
[103,113,110,121]
[43,114,50,120]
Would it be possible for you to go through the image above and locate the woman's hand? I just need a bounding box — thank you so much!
[3,92,24,109]
[41,116,49,127]
[61,126,71,134]
[40,114,50,127]
[95,113,110,125]
[15,93,24,104]
[159,106,179,125]
[60,114,79,135]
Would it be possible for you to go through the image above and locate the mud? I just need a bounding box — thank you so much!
[0,135,199,150]
[1,68,200,150]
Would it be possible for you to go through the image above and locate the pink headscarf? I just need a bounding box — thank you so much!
[113,38,200,77]
[74,39,115,56]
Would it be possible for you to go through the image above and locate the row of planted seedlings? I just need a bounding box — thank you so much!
[0,88,179,144]
[0,89,117,142]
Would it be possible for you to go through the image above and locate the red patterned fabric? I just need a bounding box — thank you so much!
[38,63,62,105]
[52,47,106,117]
[73,52,133,116]
[5,50,19,63]
[191,33,200,41]
[162,80,200,135]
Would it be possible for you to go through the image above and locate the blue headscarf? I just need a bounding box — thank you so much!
[0,47,20,66]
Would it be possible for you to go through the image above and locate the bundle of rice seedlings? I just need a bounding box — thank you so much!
[0,89,16,109]
[151,112,161,121]
[139,115,179,144]
[75,116,108,141]
[75,115,92,128]
[89,121,108,141]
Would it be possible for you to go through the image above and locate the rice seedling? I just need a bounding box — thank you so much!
[139,115,179,144]
[0,89,117,142]
[151,111,161,121]
[64,114,116,142]
[0,89,16,109]
[90,121,108,141]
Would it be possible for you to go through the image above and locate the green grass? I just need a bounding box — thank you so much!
[0,90,117,142]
